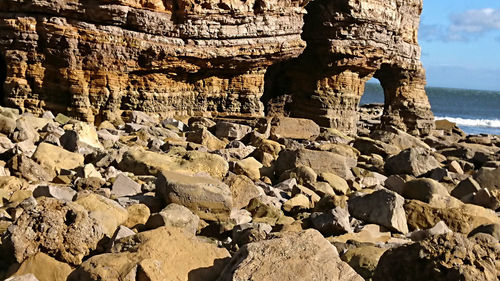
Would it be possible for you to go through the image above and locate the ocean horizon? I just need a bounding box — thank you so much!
[361,83,500,135]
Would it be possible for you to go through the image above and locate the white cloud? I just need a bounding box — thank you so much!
[449,8,500,34]
[420,8,500,42]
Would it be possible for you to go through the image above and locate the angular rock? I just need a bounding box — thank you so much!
[474,167,500,191]
[33,185,76,202]
[270,117,320,140]
[348,189,409,234]
[60,122,104,151]
[341,246,386,280]
[215,121,252,140]
[451,177,482,200]
[373,233,500,281]
[310,207,352,236]
[233,157,263,181]
[402,178,449,203]
[409,221,453,241]
[9,252,72,281]
[218,229,363,281]
[124,203,150,230]
[8,155,53,183]
[276,148,356,179]
[225,174,262,210]
[69,227,230,281]
[32,143,84,174]
[111,174,142,198]
[146,203,199,235]
[320,172,350,195]
[385,147,440,177]
[75,193,128,237]
[186,128,227,151]
[2,197,104,265]
[156,171,233,221]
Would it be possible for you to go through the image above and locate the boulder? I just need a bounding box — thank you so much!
[32,143,84,174]
[2,197,104,265]
[402,178,449,203]
[225,174,262,210]
[348,189,409,234]
[451,177,482,200]
[404,200,500,234]
[352,137,400,157]
[373,233,500,281]
[474,167,500,190]
[215,121,252,140]
[217,229,363,281]
[75,193,129,237]
[124,203,150,230]
[409,221,453,241]
[310,207,352,236]
[233,157,263,181]
[385,147,440,177]
[156,171,233,221]
[33,185,77,202]
[111,174,142,198]
[68,227,230,281]
[283,194,310,212]
[119,147,229,179]
[8,155,53,182]
[9,252,72,281]
[319,172,350,195]
[60,122,104,151]
[146,203,199,235]
[186,128,227,150]
[0,115,16,135]
[341,246,386,280]
[270,117,320,140]
[276,148,356,179]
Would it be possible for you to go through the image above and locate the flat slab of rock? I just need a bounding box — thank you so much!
[119,147,229,179]
[156,171,233,221]
[348,189,409,234]
[270,117,320,140]
[276,148,356,179]
[217,229,363,281]
[69,227,230,281]
[111,174,142,198]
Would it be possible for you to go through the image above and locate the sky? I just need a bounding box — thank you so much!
[418,0,500,91]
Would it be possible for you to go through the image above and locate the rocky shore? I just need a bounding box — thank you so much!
[0,106,498,281]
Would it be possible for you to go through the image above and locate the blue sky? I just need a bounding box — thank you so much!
[418,0,500,91]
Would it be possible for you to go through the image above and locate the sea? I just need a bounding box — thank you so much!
[360,83,500,136]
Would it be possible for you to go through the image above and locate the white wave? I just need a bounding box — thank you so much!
[435,116,500,128]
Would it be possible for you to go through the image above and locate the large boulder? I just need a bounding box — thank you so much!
[276,148,356,179]
[348,189,409,234]
[373,233,500,281]
[75,193,128,237]
[270,117,320,140]
[32,143,84,174]
[2,197,104,265]
[60,122,104,151]
[225,174,262,210]
[474,167,500,190]
[385,147,440,177]
[146,203,200,235]
[156,171,233,221]
[217,229,363,281]
[405,200,500,234]
[68,227,230,281]
[119,147,229,179]
[402,178,449,203]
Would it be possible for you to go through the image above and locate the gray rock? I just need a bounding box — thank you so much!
[215,121,252,140]
[385,147,440,177]
[409,221,452,241]
[111,174,142,198]
[161,117,186,131]
[310,207,352,236]
[474,167,500,190]
[348,189,409,234]
[33,185,77,202]
[0,136,14,154]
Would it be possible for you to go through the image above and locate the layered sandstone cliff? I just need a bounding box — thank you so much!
[0,0,307,122]
[0,0,434,135]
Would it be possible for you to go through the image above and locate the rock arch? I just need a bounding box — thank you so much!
[265,0,434,136]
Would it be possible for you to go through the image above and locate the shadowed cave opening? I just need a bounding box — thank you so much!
[0,53,6,106]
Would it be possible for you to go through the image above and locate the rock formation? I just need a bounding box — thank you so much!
[0,0,307,122]
[0,0,434,135]
[264,0,434,135]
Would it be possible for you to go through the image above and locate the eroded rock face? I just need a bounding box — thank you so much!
[265,0,434,135]
[0,0,307,121]
[0,0,433,136]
